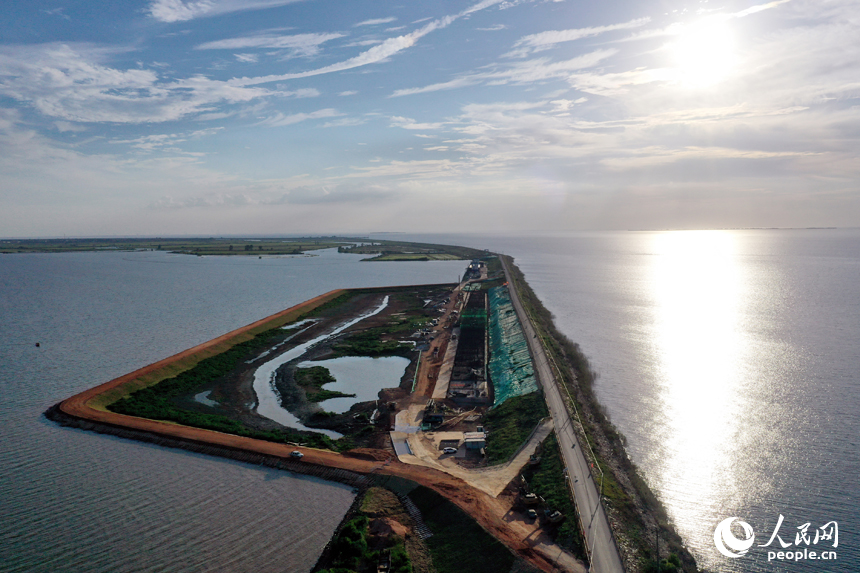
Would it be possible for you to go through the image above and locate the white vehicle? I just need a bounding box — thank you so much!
[442,447,458,455]
[290,450,304,459]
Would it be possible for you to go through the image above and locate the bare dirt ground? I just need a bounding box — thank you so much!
[399,418,554,497]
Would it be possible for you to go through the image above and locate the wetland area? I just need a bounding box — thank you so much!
[35,239,702,573]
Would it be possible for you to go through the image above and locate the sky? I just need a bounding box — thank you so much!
[1,0,859,237]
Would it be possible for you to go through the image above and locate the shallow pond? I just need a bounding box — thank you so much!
[298,355,411,414]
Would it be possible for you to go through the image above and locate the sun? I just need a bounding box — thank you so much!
[671,17,737,87]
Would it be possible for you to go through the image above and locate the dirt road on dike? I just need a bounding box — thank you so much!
[52,290,585,573]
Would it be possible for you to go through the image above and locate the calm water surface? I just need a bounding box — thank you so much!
[0,248,464,573]
[383,230,859,572]
[299,356,411,414]
[3,235,857,572]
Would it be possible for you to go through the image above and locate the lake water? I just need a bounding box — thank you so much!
[252,296,391,439]
[298,355,412,414]
[382,230,859,573]
[0,248,465,573]
[3,234,857,573]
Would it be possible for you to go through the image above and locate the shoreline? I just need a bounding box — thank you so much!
[502,256,700,572]
[45,281,574,573]
[45,260,699,573]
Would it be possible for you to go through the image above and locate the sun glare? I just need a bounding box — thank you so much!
[671,18,737,87]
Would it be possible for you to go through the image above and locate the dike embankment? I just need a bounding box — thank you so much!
[44,284,573,573]
[503,256,700,573]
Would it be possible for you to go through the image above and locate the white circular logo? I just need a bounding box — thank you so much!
[714,517,755,558]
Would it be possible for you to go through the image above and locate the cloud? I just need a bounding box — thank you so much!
[276,87,320,98]
[230,0,505,86]
[111,127,223,152]
[391,49,616,96]
[148,0,307,23]
[567,67,675,96]
[281,184,395,204]
[54,121,87,132]
[152,182,397,208]
[507,17,650,57]
[733,0,792,19]
[342,39,384,47]
[599,146,817,170]
[196,32,345,58]
[41,7,70,20]
[0,108,247,234]
[235,53,258,63]
[392,77,480,97]
[323,117,367,127]
[354,17,397,27]
[256,108,340,127]
[0,44,271,123]
[390,116,446,130]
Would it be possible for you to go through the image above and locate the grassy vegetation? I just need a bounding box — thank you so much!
[482,255,503,278]
[0,237,351,255]
[303,292,355,318]
[483,391,548,464]
[295,366,356,403]
[504,256,699,573]
[370,253,462,261]
[332,327,416,358]
[3,236,485,270]
[408,486,518,573]
[87,291,345,412]
[338,240,485,261]
[316,489,415,573]
[359,487,435,573]
[107,324,341,451]
[477,278,505,290]
[521,432,586,560]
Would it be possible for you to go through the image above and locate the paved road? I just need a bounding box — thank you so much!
[502,258,625,573]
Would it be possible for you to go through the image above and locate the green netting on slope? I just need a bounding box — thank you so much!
[460,308,486,330]
[488,286,538,408]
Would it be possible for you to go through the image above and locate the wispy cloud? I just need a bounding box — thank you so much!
[148,0,307,23]
[231,0,505,86]
[323,117,367,127]
[112,127,223,152]
[196,32,345,58]
[354,17,397,27]
[390,116,446,130]
[734,0,792,19]
[256,108,340,127]
[506,17,650,57]
[0,44,271,123]
[391,49,616,96]
[600,146,816,170]
[54,121,87,132]
[41,7,70,20]
[277,87,320,98]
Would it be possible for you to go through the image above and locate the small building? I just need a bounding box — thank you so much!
[463,431,486,450]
